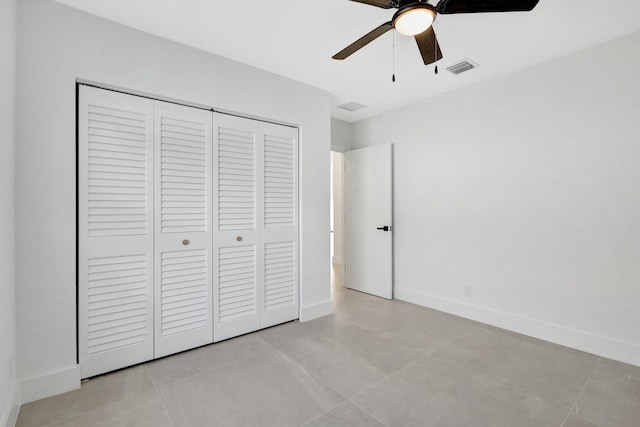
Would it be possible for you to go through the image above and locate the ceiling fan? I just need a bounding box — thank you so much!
[333,0,541,65]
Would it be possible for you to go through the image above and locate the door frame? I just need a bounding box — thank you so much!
[76,82,303,376]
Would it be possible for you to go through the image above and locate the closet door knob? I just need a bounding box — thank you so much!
[236,236,243,242]
[182,239,190,246]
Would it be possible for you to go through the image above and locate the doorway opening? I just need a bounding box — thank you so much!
[330,151,345,294]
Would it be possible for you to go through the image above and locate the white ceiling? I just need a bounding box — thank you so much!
[55,0,640,122]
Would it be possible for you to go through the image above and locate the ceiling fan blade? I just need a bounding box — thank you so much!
[348,0,396,9]
[414,27,443,65]
[436,0,539,14]
[332,22,394,60]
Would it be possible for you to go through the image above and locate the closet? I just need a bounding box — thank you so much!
[78,86,299,378]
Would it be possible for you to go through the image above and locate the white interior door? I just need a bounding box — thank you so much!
[78,86,155,378]
[345,144,393,299]
[153,101,213,358]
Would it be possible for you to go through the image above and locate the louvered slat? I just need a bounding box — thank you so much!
[87,105,148,237]
[264,242,296,311]
[218,246,257,323]
[160,249,208,336]
[87,254,149,354]
[218,127,255,231]
[160,117,208,233]
[264,134,295,228]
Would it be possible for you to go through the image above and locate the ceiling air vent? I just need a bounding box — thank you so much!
[447,59,478,75]
[337,102,367,112]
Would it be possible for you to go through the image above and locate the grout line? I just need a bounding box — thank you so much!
[256,334,347,398]
[144,363,175,427]
[298,401,345,427]
[144,362,158,390]
[424,342,601,427]
[39,386,159,427]
[255,330,414,427]
[144,338,274,390]
[255,336,349,427]
[346,355,427,401]
[348,393,389,427]
[257,317,426,404]
[37,367,152,427]
[559,357,601,427]
[346,356,429,427]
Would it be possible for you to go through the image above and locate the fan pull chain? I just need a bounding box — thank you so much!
[392,30,396,83]
[434,25,438,75]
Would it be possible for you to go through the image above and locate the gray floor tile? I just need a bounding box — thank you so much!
[320,322,423,376]
[16,365,154,427]
[574,358,640,427]
[333,288,480,355]
[46,390,172,427]
[263,331,388,399]
[351,356,568,427]
[303,402,385,427]
[145,333,272,386]
[272,347,348,412]
[257,315,343,346]
[431,326,598,408]
[563,415,600,427]
[157,349,344,427]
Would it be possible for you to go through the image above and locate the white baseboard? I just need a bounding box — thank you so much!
[395,287,640,367]
[332,256,343,265]
[300,300,333,322]
[1,382,20,427]
[20,365,81,404]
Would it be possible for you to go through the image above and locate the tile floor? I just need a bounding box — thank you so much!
[16,267,640,426]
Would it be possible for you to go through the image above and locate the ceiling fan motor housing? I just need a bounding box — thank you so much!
[392,3,437,36]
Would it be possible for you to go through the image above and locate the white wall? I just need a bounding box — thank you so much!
[0,0,18,424]
[353,30,640,367]
[16,0,331,403]
[331,118,353,152]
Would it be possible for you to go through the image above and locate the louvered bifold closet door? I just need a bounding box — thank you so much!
[212,114,261,341]
[153,101,213,357]
[78,86,154,378]
[260,123,299,328]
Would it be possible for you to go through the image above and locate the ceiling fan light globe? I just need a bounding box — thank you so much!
[393,7,435,36]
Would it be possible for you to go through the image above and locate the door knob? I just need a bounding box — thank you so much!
[236,236,243,242]
[376,226,390,232]
[182,239,190,245]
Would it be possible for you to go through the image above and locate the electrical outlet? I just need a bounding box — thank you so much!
[465,286,473,297]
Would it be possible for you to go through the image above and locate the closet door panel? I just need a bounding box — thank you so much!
[260,123,299,328]
[215,235,259,341]
[154,101,213,358]
[79,86,154,378]
[213,114,261,341]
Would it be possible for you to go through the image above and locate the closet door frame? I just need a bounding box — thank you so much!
[78,84,302,377]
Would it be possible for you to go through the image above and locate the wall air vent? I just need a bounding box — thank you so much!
[337,102,367,112]
[447,59,478,75]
